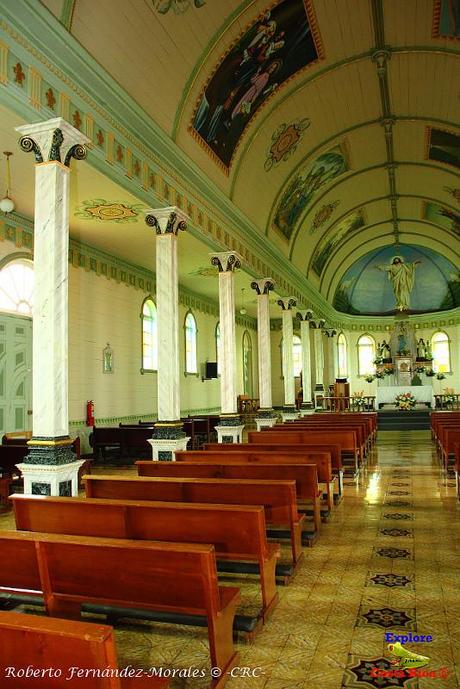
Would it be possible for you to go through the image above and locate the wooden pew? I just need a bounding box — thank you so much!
[203,441,343,503]
[249,429,360,474]
[85,475,304,565]
[173,449,331,514]
[283,420,368,460]
[0,530,239,688]
[0,611,169,688]
[12,494,279,625]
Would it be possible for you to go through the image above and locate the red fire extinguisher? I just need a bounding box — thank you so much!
[86,400,95,427]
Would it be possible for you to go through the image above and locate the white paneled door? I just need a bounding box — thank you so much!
[0,314,32,435]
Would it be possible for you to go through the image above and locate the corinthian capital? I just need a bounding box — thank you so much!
[297,309,314,322]
[277,297,297,310]
[210,252,243,272]
[251,278,275,295]
[16,117,90,167]
[145,206,188,235]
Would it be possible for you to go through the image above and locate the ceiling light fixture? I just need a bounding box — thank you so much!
[0,152,15,214]
[239,287,247,315]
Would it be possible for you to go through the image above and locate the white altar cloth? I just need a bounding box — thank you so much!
[376,385,434,406]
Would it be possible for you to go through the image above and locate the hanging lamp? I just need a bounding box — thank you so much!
[0,152,15,213]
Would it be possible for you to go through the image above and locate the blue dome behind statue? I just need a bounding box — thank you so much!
[333,244,460,315]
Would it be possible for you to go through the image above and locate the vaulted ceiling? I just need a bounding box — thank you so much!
[11,0,460,316]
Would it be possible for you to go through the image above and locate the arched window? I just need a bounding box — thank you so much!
[242,330,253,396]
[337,333,348,378]
[185,311,198,374]
[280,335,303,377]
[0,258,34,316]
[141,297,158,372]
[431,331,451,373]
[357,334,376,376]
[215,322,221,375]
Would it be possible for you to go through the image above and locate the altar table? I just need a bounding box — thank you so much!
[376,385,434,407]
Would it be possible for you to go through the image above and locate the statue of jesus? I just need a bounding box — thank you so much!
[377,256,420,311]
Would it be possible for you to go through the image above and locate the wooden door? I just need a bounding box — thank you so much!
[0,314,32,435]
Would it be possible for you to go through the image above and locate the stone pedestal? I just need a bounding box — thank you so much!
[255,416,278,431]
[17,460,84,496]
[281,410,299,422]
[298,408,316,417]
[16,118,89,496]
[215,425,245,444]
[148,436,190,461]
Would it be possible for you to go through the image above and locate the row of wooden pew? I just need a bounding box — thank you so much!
[430,411,460,496]
[0,412,374,687]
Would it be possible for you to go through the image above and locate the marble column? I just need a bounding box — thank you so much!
[251,278,277,430]
[15,118,89,495]
[144,206,190,460]
[312,319,326,409]
[325,328,338,389]
[278,297,298,422]
[210,252,244,443]
[297,310,314,416]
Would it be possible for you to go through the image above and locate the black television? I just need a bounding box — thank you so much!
[205,362,218,379]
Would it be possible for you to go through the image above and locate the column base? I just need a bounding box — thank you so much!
[147,421,190,461]
[25,436,76,465]
[314,388,324,409]
[16,460,84,497]
[255,409,278,431]
[298,405,316,417]
[281,406,299,423]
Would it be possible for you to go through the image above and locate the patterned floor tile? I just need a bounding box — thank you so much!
[379,528,413,537]
[356,606,416,630]
[382,513,414,520]
[373,547,413,560]
[342,655,419,688]
[367,573,413,588]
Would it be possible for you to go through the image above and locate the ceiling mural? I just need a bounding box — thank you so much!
[264,117,310,171]
[426,127,460,169]
[154,0,206,15]
[333,245,460,316]
[310,208,366,277]
[190,0,322,170]
[424,201,460,237]
[272,143,348,241]
[309,200,341,235]
[74,200,145,223]
[432,0,460,38]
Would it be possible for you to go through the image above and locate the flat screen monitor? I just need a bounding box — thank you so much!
[205,362,218,379]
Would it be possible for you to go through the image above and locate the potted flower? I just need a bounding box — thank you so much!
[443,388,455,408]
[365,374,375,383]
[436,372,446,380]
[384,367,393,376]
[374,356,384,366]
[395,392,416,410]
[414,365,426,374]
[375,371,385,379]
[426,369,436,377]
[352,391,366,409]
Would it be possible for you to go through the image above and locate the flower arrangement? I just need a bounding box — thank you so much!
[374,356,384,366]
[443,388,456,403]
[436,372,446,380]
[395,392,416,410]
[365,375,375,383]
[414,365,426,374]
[375,371,385,379]
[352,391,366,408]
[425,369,436,377]
[384,367,393,376]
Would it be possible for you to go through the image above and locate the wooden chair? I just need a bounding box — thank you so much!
[0,611,169,688]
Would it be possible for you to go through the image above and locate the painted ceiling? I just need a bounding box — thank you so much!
[334,244,460,316]
[2,0,460,319]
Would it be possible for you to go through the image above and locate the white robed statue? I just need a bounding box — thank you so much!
[377,256,420,311]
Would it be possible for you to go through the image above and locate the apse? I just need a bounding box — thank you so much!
[333,244,460,316]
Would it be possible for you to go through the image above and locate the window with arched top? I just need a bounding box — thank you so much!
[431,331,451,373]
[357,334,376,376]
[280,335,303,377]
[0,258,34,316]
[337,332,348,378]
[215,322,221,375]
[242,330,253,396]
[184,311,198,374]
[141,297,158,372]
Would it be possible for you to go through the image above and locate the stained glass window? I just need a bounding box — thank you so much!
[142,297,157,371]
[357,334,375,376]
[185,311,198,374]
[0,259,33,316]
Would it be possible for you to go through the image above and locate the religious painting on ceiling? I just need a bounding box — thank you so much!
[155,0,205,14]
[432,0,460,37]
[333,245,460,316]
[191,0,323,170]
[264,117,310,171]
[426,127,460,169]
[424,201,460,237]
[309,199,340,235]
[310,208,365,277]
[272,144,348,240]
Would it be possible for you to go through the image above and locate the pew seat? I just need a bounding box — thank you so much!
[12,494,280,626]
[84,475,305,566]
[0,611,169,688]
[0,530,239,689]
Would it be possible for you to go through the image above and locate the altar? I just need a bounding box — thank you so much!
[376,385,434,408]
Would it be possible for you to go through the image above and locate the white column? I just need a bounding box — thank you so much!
[278,297,298,421]
[251,278,277,430]
[312,319,325,408]
[325,329,338,388]
[144,207,190,460]
[15,118,89,495]
[297,310,314,412]
[211,252,244,443]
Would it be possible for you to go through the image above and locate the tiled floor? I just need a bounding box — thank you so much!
[2,429,460,688]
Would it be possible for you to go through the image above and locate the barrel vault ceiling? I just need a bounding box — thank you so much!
[7,0,460,317]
